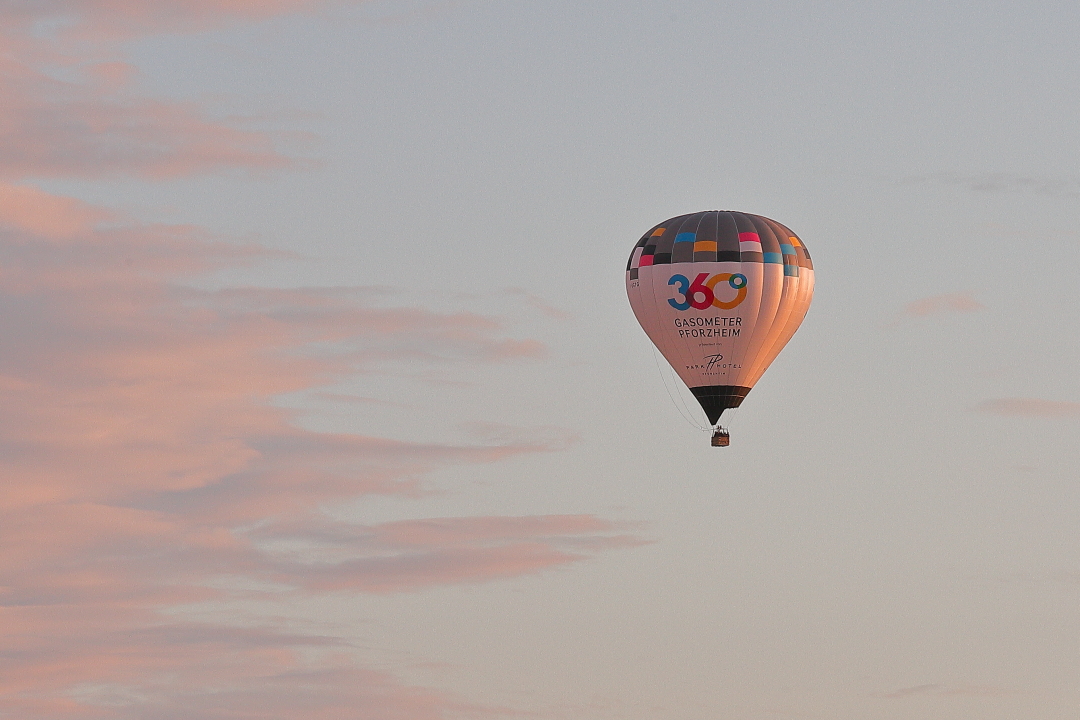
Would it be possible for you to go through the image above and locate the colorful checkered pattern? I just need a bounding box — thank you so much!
[626,211,813,280]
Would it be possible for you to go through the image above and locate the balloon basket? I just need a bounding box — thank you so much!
[710,427,730,447]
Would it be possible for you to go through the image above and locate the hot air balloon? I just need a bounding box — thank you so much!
[626,211,814,446]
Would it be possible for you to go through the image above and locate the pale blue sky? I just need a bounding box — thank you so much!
[7,0,1080,717]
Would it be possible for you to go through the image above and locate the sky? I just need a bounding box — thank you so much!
[2,0,1079,718]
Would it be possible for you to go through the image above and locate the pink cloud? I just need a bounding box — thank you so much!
[247,514,646,592]
[504,287,572,320]
[2,0,335,40]
[975,397,1080,418]
[872,683,1011,699]
[0,4,628,714]
[0,188,635,717]
[83,61,137,92]
[0,55,299,180]
[0,182,116,238]
[0,616,516,719]
[0,204,554,512]
[0,0,338,184]
[901,292,986,318]
[369,514,621,546]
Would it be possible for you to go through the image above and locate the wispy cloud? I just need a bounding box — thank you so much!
[904,172,1080,199]
[0,0,316,183]
[504,287,572,320]
[352,0,478,26]
[872,683,941,698]
[974,398,1080,418]
[897,291,985,319]
[0,55,300,180]
[0,182,116,236]
[0,186,557,516]
[0,2,639,715]
[248,514,645,593]
[0,0,335,40]
[0,186,634,716]
[1,620,515,719]
[871,683,1011,699]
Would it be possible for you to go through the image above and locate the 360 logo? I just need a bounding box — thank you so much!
[668,273,748,311]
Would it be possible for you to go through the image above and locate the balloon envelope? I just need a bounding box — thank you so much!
[626,211,814,424]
